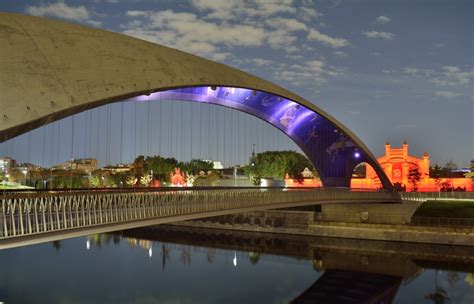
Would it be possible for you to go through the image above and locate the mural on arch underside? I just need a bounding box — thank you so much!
[132,86,373,187]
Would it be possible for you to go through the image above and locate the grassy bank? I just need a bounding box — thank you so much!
[414,200,474,218]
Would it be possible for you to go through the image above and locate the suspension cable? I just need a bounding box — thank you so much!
[42,125,46,168]
[120,101,124,163]
[147,98,150,157]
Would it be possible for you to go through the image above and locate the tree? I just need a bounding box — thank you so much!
[408,166,422,192]
[244,151,314,181]
[88,175,102,188]
[143,155,178,182]
[126,175,138,187]
[133,155,146,175]
[440,180,453,192]
[181,159,213,175]
[430,164,443,191]
[140,174,152,187]
[442,160,458,178]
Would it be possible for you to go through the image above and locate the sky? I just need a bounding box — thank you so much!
[0,0,473,168]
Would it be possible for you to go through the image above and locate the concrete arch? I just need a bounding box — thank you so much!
[0,12,393,190]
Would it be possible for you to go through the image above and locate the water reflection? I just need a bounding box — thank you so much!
[0,226,472,303]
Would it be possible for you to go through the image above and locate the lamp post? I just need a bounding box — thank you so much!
[22,168,28,186]
[233,166,237,187]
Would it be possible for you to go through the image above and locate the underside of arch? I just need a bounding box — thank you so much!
[129,86,388,189]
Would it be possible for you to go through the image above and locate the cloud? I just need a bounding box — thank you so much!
[307,29,348,48]
[126,10,148,17]
[334,51,348,57]
[403,67,419,75]
[405,65,474,86]
[274,59,343,86]
[191,0,297,21]
[434,91,461,98]
[265,17,307,32]
[25,2,90,21]
[432,66,474,86]
[251,58,272,66]
[299,7,323,21]
[375,16,391,24]
[25,1,102,27]
[122,9,268,59]
[362,31,395,40]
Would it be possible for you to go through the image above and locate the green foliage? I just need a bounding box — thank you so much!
[430,161,460,179]
[245,151,314,181]
[88,175,102,188]
[192,171,220,187]
[133,155,214,183]
[133,155,146,175]
[108,173,127,188]
[140,155,178,182]
[180,159,214,175]
[50,170,86,188]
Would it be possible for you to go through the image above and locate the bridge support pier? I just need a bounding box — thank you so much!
[316,200,423,225]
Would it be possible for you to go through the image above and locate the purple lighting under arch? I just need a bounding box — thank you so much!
[133,86,381,188]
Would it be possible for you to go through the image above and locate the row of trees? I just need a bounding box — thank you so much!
[133,155,214,181]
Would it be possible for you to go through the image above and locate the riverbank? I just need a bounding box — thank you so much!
[414,199,474,218]
[171,208,474,246]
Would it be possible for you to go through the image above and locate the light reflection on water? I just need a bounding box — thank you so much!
[0,227,472,304]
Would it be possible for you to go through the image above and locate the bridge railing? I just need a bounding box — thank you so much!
[0,188,398,240]
[401,192,474,202]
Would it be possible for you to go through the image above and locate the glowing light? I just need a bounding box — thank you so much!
[354,152,360,158]
[86,239,90,250]
[233,251,237,267]
[148,247,153,258]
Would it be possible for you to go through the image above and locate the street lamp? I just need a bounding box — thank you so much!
[22,168,28,186]
[233,166,237,187]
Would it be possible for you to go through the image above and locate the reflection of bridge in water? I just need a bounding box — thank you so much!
[0,187,399,249]
[123,225,474,304]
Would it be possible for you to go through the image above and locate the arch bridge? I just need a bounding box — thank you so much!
[0,13,403,249]
[0,12,394,190]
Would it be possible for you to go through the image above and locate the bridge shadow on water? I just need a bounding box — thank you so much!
[123,225,474,304]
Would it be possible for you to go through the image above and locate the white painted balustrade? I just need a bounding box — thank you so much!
[0,188,399,240]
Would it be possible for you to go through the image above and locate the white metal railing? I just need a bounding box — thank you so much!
[401,191,474,202]
[0,187,398,240]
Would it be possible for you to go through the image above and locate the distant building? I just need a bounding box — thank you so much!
[289,142,473,191]
[55,158,97,173]
[301,167,314,178]
[204,160,224,170]
[102,164,133,174]
[0,157,16,172]
[17,163,41,170]
[358,141,472,191]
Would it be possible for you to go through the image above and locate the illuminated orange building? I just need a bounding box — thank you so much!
[354,141,472,191]
[287,141,473,191]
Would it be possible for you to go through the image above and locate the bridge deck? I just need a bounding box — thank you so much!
[0,187,400,249]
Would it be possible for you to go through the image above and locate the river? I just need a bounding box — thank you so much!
[0,225,473,303]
